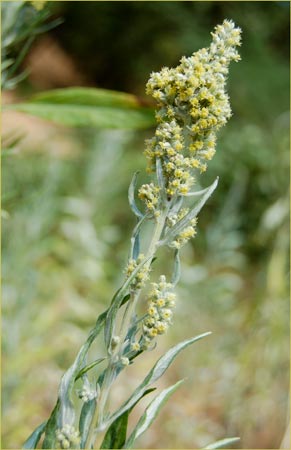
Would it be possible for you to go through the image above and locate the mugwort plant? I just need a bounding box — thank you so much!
[24,20,242,449]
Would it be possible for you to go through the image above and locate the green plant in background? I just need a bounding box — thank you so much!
[21,20,242,449]
[1,1,60,90]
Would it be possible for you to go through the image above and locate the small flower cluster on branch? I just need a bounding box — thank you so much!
[141,276,176,348]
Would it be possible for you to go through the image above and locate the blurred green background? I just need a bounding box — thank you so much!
[2,1,290,449]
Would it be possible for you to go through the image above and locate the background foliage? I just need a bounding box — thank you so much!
[2,1,289,448]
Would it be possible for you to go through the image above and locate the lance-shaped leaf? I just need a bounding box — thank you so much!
[22,421,47,449]
[100,388,156,449]
[106,332,211,428]
[204,437,240,449]
[128,172,144,219]
[6,88,155,129]
[124,379,184,448]
[160,178,219,246]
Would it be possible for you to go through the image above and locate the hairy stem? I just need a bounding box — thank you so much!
[86,202,170,448]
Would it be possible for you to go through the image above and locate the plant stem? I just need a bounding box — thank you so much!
[86,203,170,449]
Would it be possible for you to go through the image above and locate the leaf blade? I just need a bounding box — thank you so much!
[22,421,47,449]
[161,178,219,246]
[124,380,184,448]
[107,332,211,427]
[7,87,155,129]
[100,388,156,449]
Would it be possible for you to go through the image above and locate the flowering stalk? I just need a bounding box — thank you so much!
[24,20,241,450]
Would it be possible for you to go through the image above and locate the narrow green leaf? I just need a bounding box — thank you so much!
[75,358,106,381]
[204,437,240,449]
[79,399,96,449]
[22,421,46,449]
[124,380,184,448]
[100,388,156,449]
[107,332,211,427]
[161,178,219,246]
[42,400,60,449]
[6,88,155,129]
[128,172,144,219]
[28,87,147,109]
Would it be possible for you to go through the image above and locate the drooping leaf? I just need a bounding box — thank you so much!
[79,399,96,449]
[100,388,156,449]
[204,437,240,449]
[124,380,184,448]
[22,421,46,449]
[160,178,219,246]
[128,172,144,219]
[6,88,155,129]
[106,333,211,428]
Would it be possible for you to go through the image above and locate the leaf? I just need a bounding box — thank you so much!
[79,399,96,449]
[22,421,47,449]
[100,408,129,449]
[160,177,219,246]
[42,400,60,449]
[130,215,148,260]
[106,332,211,427]
[58,310,107,426]
[171,249,181,286]
[204,437,240,449]
[124,380,184,448]
[6,87,155,129]
[100,388,156,449]
[29,87,148,109]
[75,358,106,381]
[128,172,144,219]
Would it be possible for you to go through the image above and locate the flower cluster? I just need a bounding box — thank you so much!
[56,425,80,449]
[78,385,98,403]
[141,19,241,199]
[125,253,149,289]
[141,276,176,349]
[138,183,160,212]
[172,218,198,249]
